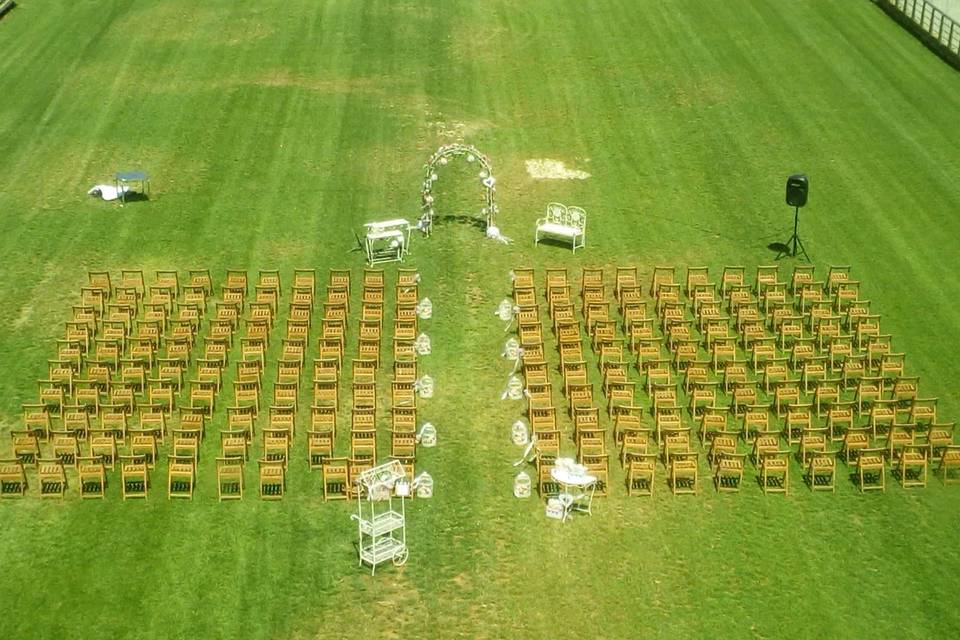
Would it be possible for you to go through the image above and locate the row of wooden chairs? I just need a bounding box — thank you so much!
[0,455,286,500]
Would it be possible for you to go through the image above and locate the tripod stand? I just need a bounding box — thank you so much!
[776,206,809,261]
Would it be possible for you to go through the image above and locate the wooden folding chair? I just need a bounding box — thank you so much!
[217,457,244,501]
[805,450,837,492]
[220,429,249,461]
[129,429,159,468]
[0,459,27,498]
[167,455,196,499]
[51,430,80,469]
[263,430,291,470]
[11,430,40,467]
[857,448,886,492]
[77,455,106,498]
[713,452,746,493]
[350,428,377,462]
[894,444,927,489]
[759,450,790,495]
[258,458,285,500]
[307,429,334,469]
[938,445,960,485]
[625,453,657,496]
[119,454,149,500]
[669,451,699,496]
[322,457,350,501]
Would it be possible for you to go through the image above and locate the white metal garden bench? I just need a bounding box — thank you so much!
[535,203,586,252]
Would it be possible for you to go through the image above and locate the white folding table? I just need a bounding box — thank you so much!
[364,219,411,265]
[551,462,597,521]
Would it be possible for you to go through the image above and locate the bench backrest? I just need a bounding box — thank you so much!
[543,204,586,231]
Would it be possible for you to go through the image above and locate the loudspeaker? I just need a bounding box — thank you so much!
[786,174,809,208]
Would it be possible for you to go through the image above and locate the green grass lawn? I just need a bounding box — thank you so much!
[2,1,960,638]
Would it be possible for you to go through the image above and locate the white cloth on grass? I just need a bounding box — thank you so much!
[87,184,130,201]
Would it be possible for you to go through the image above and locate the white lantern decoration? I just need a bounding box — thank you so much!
[514,472,532,498]
[394,478,411,497]
[416,297,433,319]
[467,154,475,163]
[503,337,520,361]
[416,374,434,398]
[511,419,529,445]
[418,422,437,447]
[504,375,524,401]
[430,172,438,181]
[424,195,434,204]
[479,170,488,178]
[439,156,448,165]
[414,471,433,498]
[415,333,431,355]
[496,298,514,322]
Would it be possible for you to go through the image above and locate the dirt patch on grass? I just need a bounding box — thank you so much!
[426,118,489,141]
[250,70,386,94]
[525,159,591,180]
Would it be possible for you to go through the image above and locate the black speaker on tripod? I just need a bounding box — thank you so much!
[778,173,810,260]
[786,174,809,208]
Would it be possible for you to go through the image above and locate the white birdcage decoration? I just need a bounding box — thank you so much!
[496,298,514,322]
[503,337,520,361]
[415,333,432,355]
[514,472,532,498]
[416,297,432,319]
[413,471,433,498]
[418,422,437,447]
[416,375,434,398]
[512,420,529,446]
[503,375,523,401]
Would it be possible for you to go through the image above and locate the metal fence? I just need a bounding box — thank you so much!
[879,0,960,57]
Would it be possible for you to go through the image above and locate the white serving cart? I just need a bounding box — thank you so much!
[351,460,410,575]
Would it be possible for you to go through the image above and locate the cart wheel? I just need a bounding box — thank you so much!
[393,547,409,566]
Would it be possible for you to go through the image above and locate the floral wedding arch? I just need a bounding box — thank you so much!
[419,144,498,236]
